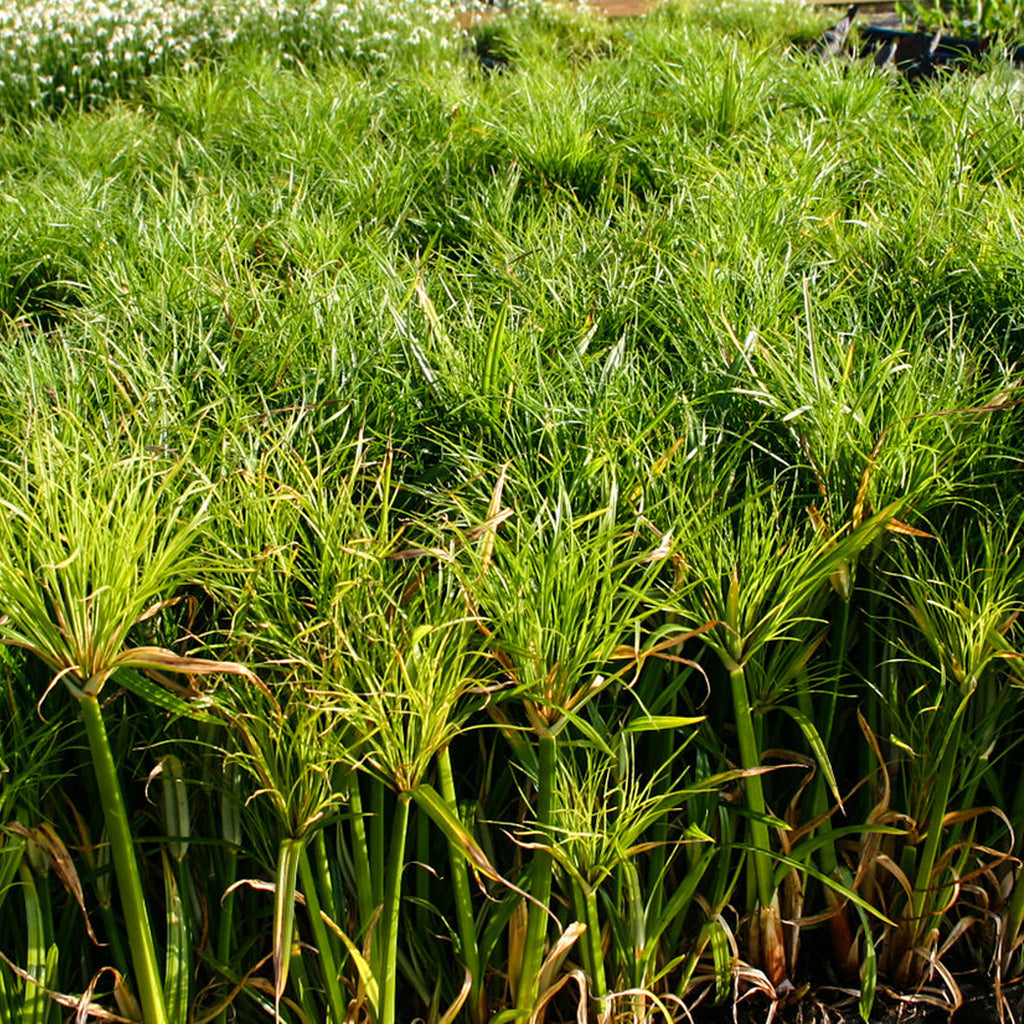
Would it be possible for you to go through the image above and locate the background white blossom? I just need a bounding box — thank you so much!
[0,0,490,115]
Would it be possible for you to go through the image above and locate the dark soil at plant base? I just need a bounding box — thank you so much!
[691,975,1021,1024]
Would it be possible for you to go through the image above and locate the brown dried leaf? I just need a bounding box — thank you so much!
[0,954,136,1023]
[9,822,98,943]
[113,646,257,680]
[885,519,934,539]
[537,921,587,1000]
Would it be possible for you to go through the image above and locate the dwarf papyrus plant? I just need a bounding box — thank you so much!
[873,524,1024,997]
[210,437,501,1024]
[447,462,687,1020]
[656,470,897,992]
[543,734,719,1018]
[0,418,253,1024]
[204,437,362,1024]
[309,572,498,1024]
[215,681,352,1024]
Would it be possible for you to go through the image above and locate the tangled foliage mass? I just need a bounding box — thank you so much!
[2,0,1024,1022]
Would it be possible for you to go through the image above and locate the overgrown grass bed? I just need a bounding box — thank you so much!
[1,1,1024,1022]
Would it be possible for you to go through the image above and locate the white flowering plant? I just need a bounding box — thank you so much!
[0,0,471,117]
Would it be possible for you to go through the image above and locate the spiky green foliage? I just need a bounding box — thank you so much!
[1,1,1024,1022]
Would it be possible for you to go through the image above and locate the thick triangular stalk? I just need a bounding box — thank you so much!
[437,746,485,1024]
[297,847,347,1024]
[378,792,411,1024]
[516,731,557,1019]
[78,692,169,1024]
[728,664,774,911]
[727,663,789,988]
